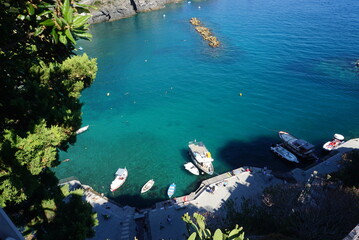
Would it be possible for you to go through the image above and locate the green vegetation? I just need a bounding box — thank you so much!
[42,185,98,240]
[0,0,98,238]
[332,149,359,187]
[182,212,247,240]
[217,152,359,240]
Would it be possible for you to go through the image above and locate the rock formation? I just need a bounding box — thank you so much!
[190,18,220,48]
[82,0,183,24]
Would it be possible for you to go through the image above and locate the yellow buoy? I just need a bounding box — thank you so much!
[239,93,242,96]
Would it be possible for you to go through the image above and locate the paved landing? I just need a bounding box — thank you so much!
[148,170,281,240]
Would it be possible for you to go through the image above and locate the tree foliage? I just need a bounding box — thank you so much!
[182,212,247,240]
[332,149,359,187]
[225,183,359,240]
[0,0,98,238]
[0,53,97,207]
[41,185,98,240]
[0,0,92,66]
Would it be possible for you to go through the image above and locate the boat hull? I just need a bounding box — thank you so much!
[271,144,299,163]
[76,125,89,134]
[184,162,200,175]
[188,141,214,175]
[141,179,155,193]
[323,135,344,151]
[110,178,126,192]
[323,141,336,151]
[278,131,316,160]
[189,154,214,175]
[167,183,176,198]
[110,168,128,192]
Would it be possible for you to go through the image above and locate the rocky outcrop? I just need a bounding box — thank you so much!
[82,0,136,24]
[83,0,183,24]
[133,0,176,12]
[190,18,220,48]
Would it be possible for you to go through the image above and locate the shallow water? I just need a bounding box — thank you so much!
[55,0,359,207]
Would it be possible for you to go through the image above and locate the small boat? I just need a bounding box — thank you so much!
[110,168,128,192]
[141,179,155,193]
[188,140,214,175]
[270,143,299,163]
[167,183,176,198]
[323,134,344,151]
[184,162,200,175]
[76,125,89,134]
[278,131,317,160]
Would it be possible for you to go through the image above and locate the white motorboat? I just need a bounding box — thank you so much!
[278,131,317,160]
[141,179,155,193]
[323,134,344,151]
[184,162,200,175]
[110,168,128,192]
[188,141,214,175]
[76,125,89,134]
[270,143,299,163]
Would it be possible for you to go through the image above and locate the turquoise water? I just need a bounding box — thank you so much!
[55,0,359,207]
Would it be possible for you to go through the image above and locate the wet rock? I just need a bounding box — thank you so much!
[190,18,220,48]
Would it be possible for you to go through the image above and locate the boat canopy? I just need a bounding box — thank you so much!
[334,134,344,141]
[293,139,315,151]
[115,168,126,176]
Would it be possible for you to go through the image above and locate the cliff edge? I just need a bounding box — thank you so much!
[82,0,183,24]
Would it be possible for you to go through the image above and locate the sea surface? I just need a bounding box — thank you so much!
[55,0,359,207]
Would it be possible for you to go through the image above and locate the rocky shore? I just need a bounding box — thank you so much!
[81,0,184,24]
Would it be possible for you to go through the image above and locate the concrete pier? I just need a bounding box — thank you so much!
[147,167,281,240]
[60,138,359,240]
[291,138,359,182]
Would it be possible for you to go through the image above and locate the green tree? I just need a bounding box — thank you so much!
[0,0,96,207]
[0,0,98,238]
[226,183,359,240]
[40,185,98,240]
[332,149,359,187]
[182,212,247,240]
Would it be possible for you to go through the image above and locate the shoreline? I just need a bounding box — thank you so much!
[59,138,359,239]
[82,0,186,24]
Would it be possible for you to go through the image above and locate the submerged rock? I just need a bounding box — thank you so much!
[190,18,220,48]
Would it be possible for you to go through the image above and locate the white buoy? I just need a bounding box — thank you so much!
[163,14,166,18]
[188,1,191,3]
[145,59,148,62]
[198,6,201,9]
[107,92,110,96]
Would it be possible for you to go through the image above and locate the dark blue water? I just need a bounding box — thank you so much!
[55,0,359,207]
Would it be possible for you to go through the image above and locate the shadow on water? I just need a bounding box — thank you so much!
[217,136,316,173]
[111,177,203,209]
[109,136,329,208]
[112,193,164,209]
